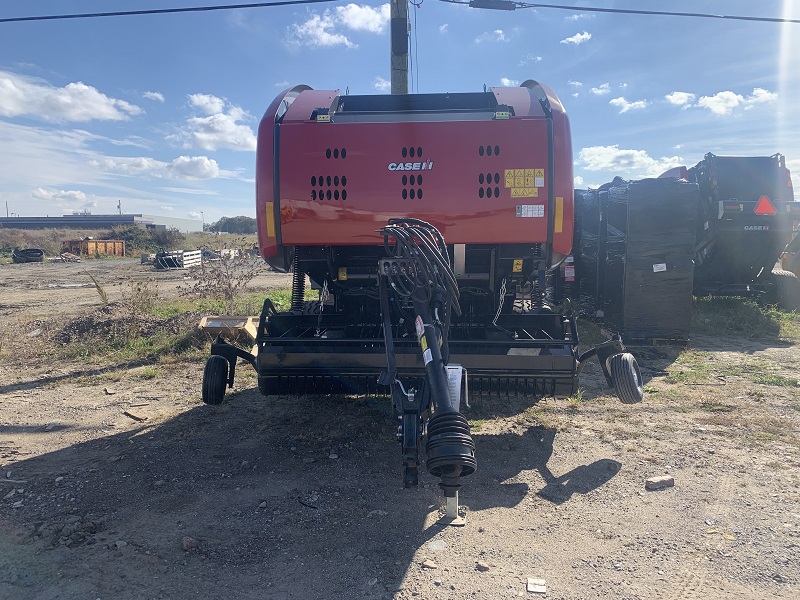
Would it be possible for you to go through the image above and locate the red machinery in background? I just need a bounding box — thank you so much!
[203,81,641,514]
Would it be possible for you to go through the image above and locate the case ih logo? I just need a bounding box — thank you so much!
[388,160,434,171]
[744,225,769,231]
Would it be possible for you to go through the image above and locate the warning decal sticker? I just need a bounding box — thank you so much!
[505,168,544,198]
[516,205,544,218]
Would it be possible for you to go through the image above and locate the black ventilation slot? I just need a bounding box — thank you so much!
[478,172,501,199]
[401,146,424,159]
[310,173,348,201]
[325,148,347,159]
[478,145,501,157]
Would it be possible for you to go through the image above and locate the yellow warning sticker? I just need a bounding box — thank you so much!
[338,267,347,281]
[513,259,523,272]
[420,335,428,352]
[503,168,544,197]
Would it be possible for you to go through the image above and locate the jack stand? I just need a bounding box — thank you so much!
[442,491,466,527]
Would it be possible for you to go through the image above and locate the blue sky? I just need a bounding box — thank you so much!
[0,0,798,224]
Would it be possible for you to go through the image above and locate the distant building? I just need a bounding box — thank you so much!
[0,213,202,233]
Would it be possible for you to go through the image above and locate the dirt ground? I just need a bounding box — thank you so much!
[0,258,798,600]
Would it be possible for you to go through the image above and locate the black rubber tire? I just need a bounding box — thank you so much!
[772,269,800,311]
[202,355,228,405]
[608,352,644,404]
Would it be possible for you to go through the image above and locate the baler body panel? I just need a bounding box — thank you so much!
[257,85,574,263]
[277,119,569,251]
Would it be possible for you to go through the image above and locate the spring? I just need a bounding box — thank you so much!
[290,251,305,312]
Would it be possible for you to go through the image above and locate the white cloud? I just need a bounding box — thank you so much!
[578,145,683,178]
[560,31,591,45]
[274,80,290,88]
[518,53,542,67]
[168,156,221,179]
[674,144,685,149]
[0,70,142,122]
[500,77,519,87]
[288,3,389,48]
[697,91,745,116]
[30,187,98,212]
[188,211,202,219]
[475,29,507,43]
[188,93,226,115]
[373,76,391,93]
[31,187,88,203]
[569,80,583,88]
[439,24,449,33]
[668,88,777,116]
[336,3,389,33]
[746,87,778,105]
[91,155,225,180]
[665,91,696,107]
[591,83,610,95]
[609,97,648,113]
[289,13,356,48]
[170,96,257,152]
[144,91,165,102]
[572,92,579,98]
[566,13,593,21]
[574,175,584,186]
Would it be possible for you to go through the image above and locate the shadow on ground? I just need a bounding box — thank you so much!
[0,383,620,600]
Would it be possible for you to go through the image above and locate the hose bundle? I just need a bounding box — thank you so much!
[379,218,461,317]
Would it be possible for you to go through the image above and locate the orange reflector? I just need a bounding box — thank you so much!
[754,195,776,215]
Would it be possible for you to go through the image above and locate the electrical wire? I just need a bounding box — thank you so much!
[0,0,342,24]
[3,0,795,25]
[439,0,800,24]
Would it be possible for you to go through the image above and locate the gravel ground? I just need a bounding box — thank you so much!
[0,259,798,600]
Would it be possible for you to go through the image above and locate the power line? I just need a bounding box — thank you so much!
[446,0,800,24]
[0,0,341,24]
[2,0,797,25]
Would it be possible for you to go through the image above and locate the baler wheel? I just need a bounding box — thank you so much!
[772,269,800,311]
[202,355,229,405]
[608,352,643,404]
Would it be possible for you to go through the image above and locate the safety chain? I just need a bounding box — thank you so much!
[492,277,507,327]
[315,279,329,337]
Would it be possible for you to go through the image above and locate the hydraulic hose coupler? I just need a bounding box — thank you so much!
[425,411,477,497]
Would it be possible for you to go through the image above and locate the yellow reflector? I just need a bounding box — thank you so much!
[555,196,563,233]
[265,202,275,237]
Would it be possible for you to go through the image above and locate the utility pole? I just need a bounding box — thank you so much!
[390,0,409,95]
[117,199,122,215]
